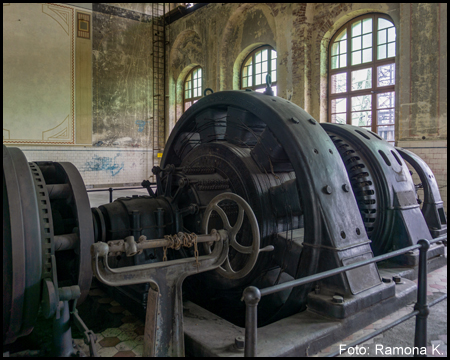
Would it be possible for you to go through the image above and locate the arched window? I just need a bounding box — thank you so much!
[241,45,277,95]
[184,66,202,112]
[329,14,396,145]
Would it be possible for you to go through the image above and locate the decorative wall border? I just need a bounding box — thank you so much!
[3,3,75,145]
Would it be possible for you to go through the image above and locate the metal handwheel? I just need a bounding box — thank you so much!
[202,192,262,280]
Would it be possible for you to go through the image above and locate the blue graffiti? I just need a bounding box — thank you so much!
[84,153,124,176]
[136,120,149,132]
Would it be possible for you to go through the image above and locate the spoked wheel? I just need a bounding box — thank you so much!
[202,192,261,280]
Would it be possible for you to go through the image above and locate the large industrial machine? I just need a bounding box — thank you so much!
[3,87,447,356]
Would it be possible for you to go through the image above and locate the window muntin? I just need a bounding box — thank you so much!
[184,66,202,112]
[329,14,396,145]
[241,46,277,96]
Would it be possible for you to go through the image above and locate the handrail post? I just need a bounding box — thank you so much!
[414,239,430,357]
[109,187,113,203]
[243,286,261,357]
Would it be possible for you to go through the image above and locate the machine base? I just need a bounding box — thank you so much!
[183,267,424,357]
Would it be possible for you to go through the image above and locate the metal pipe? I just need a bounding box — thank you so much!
[52,301,76,357]
[327,294,447,357]
[107,230,226,254]
[259,235,447,297]
[327,310,419,357]
[243,287,261,357]
[109,187,113,203]
[54,233,78,251]
[414,239,430,357]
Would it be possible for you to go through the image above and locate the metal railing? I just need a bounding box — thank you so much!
[87,185,156,203]
[242,236,447,357]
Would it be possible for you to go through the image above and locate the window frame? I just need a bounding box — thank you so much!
[240,45,277,93]
[183,66,202,112]
[328,14,396,144]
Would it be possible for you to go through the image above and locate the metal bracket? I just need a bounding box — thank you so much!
[91,235,229,356]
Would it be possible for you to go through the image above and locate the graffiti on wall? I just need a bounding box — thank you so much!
[135,120,149,132]
[83,153,124,176]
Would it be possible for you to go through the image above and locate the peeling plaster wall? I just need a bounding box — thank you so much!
[92,4,153,149]
[167,2,447,211]
[3,3,158,187]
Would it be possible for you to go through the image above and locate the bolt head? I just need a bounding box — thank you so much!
[342,184,350,192]
[382,277,392,283]
[290,117,300,124]
[393,275,403,284]
[332,295,344,304]
[235,336,245,350]
[324,185,332,194]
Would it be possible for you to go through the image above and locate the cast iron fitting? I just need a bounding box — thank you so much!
[242,286,261,306]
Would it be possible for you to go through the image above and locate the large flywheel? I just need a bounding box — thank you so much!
[3,146,94,345]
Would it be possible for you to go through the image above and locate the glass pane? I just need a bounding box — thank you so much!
[352,111,372,126]
[255,51,261,63]
[248,75,252,87]
[340,40,347,53]
[271,59,276,71]
[243,66,249,77]
[272,50,277,59]
[242,77,248,88]
[352,68,372,91]
[185,90,190,99]
[377,44,387,60]
[271,70,277,82]
[378,18,393,30]
[377,109,395,125]
[255,88,265,93]
[331,55,339,69]
[198,68,202,76]
[378,29,387,45]
[245,57,252,67]
[362,34,372,49]
[362,48,372,63]
[362,18,372,34]
[352,95,372,111]
[331,113,346,124]
[262,49,268,61]
[352,20,362,37]
[388,42,396,58]
[193,88,197,97]
[352,36,362,51]
[272,85,277,96]
[340,54,347,68]
[255,74,262,85]
[331,73,347,94]
[377,125,395,141]
[331,42,339,56]
[377,91,395,109]
[185,81,189,91]
[262,62,268,73]
[377,64,395,86]
[331,98,346,113]
[352,51,362,65]
[388,27,396,42]
[336,28,347,41]
[256,63,261,74]
[193,79,197,88]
